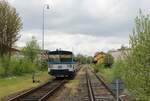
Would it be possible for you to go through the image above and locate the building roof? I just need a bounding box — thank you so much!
[94,51,106,57]
[108,48,131,60]
[48,50,73,55]
[10,47,20,52]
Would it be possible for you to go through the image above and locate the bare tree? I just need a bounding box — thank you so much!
[0,0,22,57]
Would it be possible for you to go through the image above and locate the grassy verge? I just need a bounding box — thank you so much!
[92,60,125,83]
[0,71,51,99]
[98,68,113,83]
[92,64,114,83]
[65,79,80,95]
[65,68,84,96]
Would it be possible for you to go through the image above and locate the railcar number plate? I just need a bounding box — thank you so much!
[58,66,62,68]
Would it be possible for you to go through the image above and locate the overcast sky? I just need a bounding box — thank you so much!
[8,0,150,56]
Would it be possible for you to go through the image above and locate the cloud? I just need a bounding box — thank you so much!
[9,0,145,36]
[16,31,128,55]
[9,0,150,55]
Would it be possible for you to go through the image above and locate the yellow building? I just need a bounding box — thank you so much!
[94,51,106,64]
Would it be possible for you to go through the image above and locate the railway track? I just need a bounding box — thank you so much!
[86,68,116,101]
[9,79,67,101]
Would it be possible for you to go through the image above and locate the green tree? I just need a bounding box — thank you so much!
[104,53,114,68]
[0,1,22,57]
[75,54,86,64]
[22,37,40,63]
[75,54,93,64]
[122,11,150,100]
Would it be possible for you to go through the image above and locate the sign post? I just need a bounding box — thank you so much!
[110,78,125,100]
[116,79,119,101]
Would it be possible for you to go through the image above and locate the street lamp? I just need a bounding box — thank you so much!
[42,4,49,53]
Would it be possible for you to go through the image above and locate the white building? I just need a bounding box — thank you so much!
[108,49,131,61]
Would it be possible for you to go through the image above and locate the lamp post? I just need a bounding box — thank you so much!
[41,4,49,70]
[42,4,49,54]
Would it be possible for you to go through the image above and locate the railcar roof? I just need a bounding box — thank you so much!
[48,50,73,55]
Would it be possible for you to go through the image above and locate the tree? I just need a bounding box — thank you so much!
[104,53,114,68]
[122,11,150,100]
[22,37,40,63]
[75,54,86,64]
[0,0,22,57]
[75,54,93,64]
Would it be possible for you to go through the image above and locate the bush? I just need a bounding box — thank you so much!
[92,65,99,73]
[111,59,125,79]
[10,58,22,75]
[0,56,39,77]
[92,63,103,73]
[104,54,114,68]
[0,56,11,77]
[20,59,37,73]
[93,60,125,83]
[40,60,48,71]
[92,63,114,83]
[121,11,150,100]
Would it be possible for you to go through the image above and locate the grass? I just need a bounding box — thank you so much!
[65,79,80,95]
[65,68,84,96]
[91,64,114,83]
[98,68,113,83]
[0,71,51,99]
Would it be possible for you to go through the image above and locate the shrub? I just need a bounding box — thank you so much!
[0,56,10,77]
[120,11,150,100]
[20,59,37,73]
[10,58,22,76]
[0,56,39,77]
[92,63,102,72]
[40,60,48,71]
[104,54,114,68]
[111,59,125,79]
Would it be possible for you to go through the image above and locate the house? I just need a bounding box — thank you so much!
[108,48,131,61]
[94,51,106,64]
[10,47,23,58]
[10,47,20,55]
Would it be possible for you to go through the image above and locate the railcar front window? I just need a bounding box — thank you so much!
[48,54,73,62]
[60,55,72,62]
[49,55,60,62]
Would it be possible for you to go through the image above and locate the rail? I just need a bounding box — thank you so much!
[86,67,116,101]
[9,79,66,101]
[86,69,96,101]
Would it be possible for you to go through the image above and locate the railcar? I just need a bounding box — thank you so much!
[48,50,76,77]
